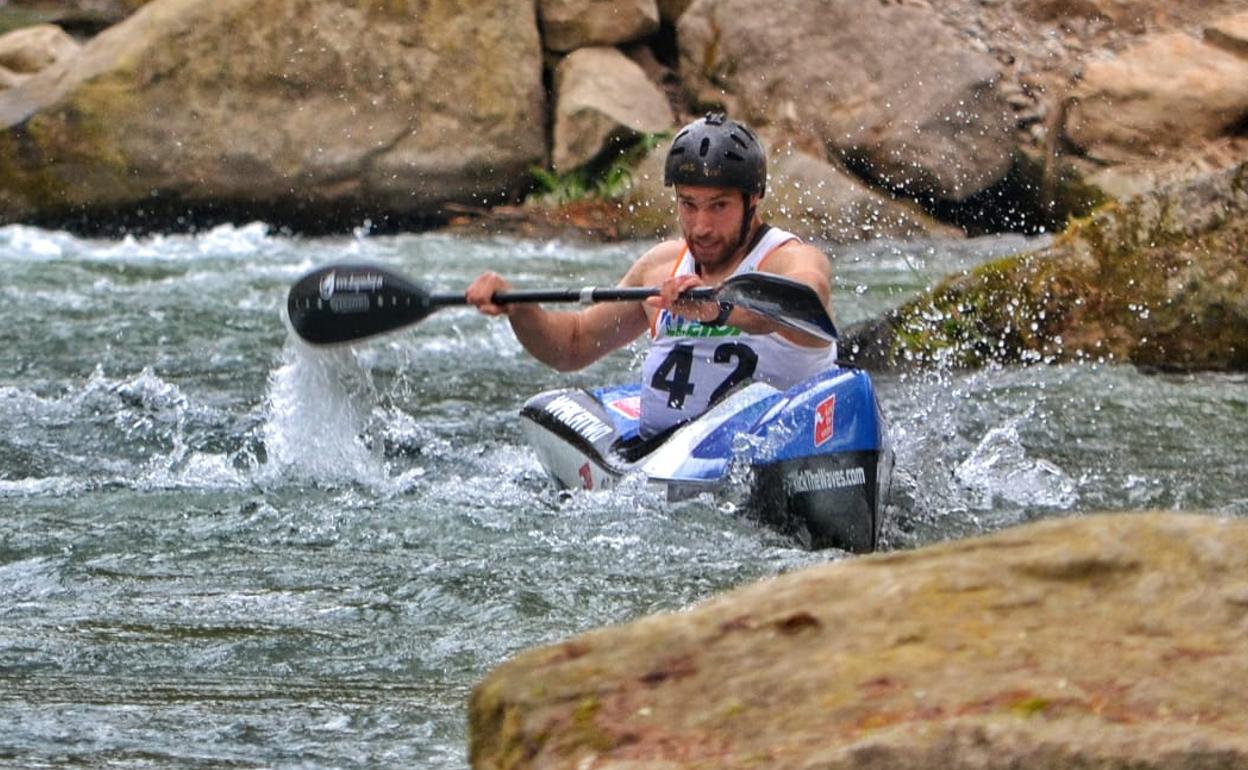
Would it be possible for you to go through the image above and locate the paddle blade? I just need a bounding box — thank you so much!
[287,263,435,345]
[719,272,839,342]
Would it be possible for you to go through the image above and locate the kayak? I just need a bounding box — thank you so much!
[520,366,893,553]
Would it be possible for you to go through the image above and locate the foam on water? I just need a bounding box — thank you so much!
[954,405,1078,510]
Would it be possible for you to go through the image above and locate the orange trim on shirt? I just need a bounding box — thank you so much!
[649,244,689,338]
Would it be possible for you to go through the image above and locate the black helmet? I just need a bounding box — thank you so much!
[664,113,766,197]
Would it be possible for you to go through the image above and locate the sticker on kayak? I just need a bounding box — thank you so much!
[607,396,642,420]
[814,395,836,446]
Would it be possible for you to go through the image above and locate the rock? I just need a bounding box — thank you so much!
[539,0,660,53]
[1205,10,1248,57]
[0,65,27,90]
[621,42,674,91]
[0,0,546,230]
[552,46,673,173]
[842,162,1248,372]
[677,0,1016,204]
[763,140,962,243]
[1080,137,1248,203]
[1065,31,1248,164]
[0,23,78,74]
[470,512,1248,769]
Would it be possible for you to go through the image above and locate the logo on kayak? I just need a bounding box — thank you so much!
[814,395,836,446]
[607,396,641,420]
[319,270,384,300]
[785,466,866,494]
[546,395,614,444]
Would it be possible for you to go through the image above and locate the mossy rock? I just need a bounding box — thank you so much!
[844,162,1248,372]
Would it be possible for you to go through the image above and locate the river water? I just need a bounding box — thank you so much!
[1,222,1245,768]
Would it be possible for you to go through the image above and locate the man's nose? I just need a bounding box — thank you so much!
[689,209,713,235]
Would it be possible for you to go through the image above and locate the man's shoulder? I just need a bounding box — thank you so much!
[764,236,830,273]
[624,238,685,285]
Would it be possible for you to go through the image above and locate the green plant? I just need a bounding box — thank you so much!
[531,131,670,205]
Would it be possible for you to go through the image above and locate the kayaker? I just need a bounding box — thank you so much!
[466,113,838,439]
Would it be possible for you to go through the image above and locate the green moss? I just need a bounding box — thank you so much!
[0,36,154,217]
[1012,696,1050,717]
[0,126,66,211]
[0,9,57,36]
[889,252,1053,367]
[569,696,614,752]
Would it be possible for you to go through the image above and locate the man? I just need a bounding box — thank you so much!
[466,113,837,440]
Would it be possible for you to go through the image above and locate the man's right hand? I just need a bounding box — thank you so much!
[466,271,513,316]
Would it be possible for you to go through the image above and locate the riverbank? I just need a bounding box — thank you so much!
[1,0,1246,239]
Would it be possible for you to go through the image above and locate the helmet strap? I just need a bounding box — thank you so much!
[735,192,756,255]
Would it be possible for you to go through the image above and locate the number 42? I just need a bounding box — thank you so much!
[649,342,758,409]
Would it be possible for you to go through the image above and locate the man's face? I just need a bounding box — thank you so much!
[675,185,753,269]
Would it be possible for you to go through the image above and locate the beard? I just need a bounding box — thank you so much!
[686,234,735,267]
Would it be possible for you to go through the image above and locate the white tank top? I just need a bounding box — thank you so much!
[638,227,837,438]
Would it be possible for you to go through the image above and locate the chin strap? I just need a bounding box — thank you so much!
[736,192,756,254]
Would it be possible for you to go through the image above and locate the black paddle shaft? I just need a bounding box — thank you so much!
[287,263,718,346]
[286,262,838,346]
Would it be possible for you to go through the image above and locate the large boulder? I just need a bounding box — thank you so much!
[0,0,545,229]
[539,0,660,53]
[0,66,25,90]
[471,512,1248,769]
[677,0,1016,204]
[0,23,78,75]
[1065,30,1248,164]
[843,163,1248,372]
[552,46,673,173]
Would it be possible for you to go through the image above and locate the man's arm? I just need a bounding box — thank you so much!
[465,242,680,371]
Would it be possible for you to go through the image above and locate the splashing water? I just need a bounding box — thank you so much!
[954,404,1078,510]
[260,344,390,488]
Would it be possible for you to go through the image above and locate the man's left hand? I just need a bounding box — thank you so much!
[646,273,722,324]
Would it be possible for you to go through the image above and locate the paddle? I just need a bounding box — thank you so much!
[286,262,838,346]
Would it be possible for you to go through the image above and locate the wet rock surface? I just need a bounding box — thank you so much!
[0,22,77,78]
[470,512,1248,770]
[843,162,1248,373]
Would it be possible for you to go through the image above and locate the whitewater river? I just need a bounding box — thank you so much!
[2,222,1245,768]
